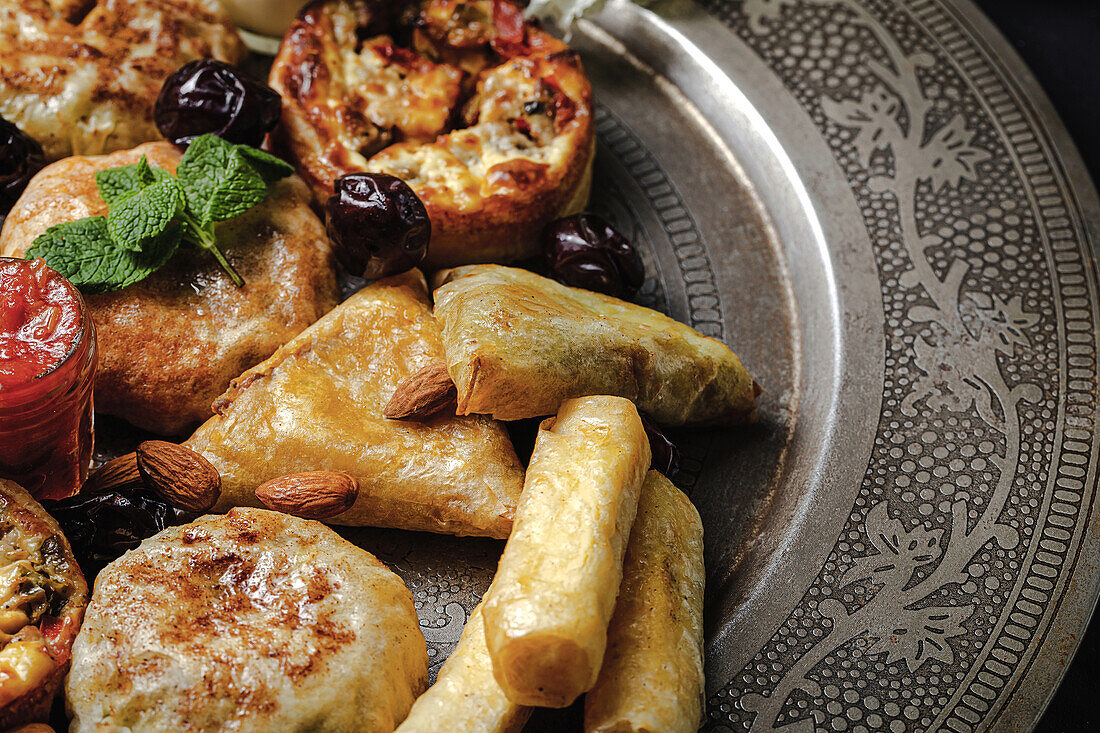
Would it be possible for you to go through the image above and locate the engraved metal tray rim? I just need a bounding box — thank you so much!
[76,0,1100,731]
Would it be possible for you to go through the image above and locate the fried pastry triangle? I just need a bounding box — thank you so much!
[184,270,525,538]
[432,265,759,425]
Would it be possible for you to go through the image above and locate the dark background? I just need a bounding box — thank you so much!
[970,1,1100,731]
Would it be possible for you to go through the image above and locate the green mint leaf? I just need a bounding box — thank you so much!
[26,217,182,294]
[176,135,267,225]
[32,136,285,293]
[95,156,159,206]
[237,146,295,183]
[106,177,185,252]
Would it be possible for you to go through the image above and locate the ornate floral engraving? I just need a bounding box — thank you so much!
[733,12,1036,712]
[694,0,1094,730]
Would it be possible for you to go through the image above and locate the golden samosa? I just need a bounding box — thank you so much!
[184,270,525,538]
[432,265,758,425]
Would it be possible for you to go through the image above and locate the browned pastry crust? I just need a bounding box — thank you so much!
[66,508,427,732]
[269,0,595,267]
[0,142,340,436]
[0,0,245,160]
[432,265,760,426]
[185,269,525,539]
[0,480,88,731]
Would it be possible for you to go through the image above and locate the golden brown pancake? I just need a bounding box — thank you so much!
[269,0,594,267]
[0,142,340,435]
[67,508,427,733]
[0,0,245,160]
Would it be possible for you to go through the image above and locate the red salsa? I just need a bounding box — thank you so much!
[0,258,96,500]
[0,258,83,388]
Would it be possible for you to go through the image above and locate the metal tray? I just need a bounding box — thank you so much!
[95,0,1100,730]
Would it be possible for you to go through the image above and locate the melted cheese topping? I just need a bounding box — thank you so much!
[0,631,53,707]
[0,519,64,705]
[365,55,580,210]
[271,0,595,260]
[0,524,46,639]
[0,561,45,630]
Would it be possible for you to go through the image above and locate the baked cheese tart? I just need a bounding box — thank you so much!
[269,0,595,267]
[0,0,245,161]
[66,508,428,733]
[0,480,88,731]
[185,269,525,538]
[0,142,340,435]
[432,264,760,425]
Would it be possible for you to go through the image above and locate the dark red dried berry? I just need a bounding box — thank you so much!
[0,117,45,212]
[42,489,180,579]
[324,172,431,279]
[155,60,282,148]
[640,413,680,480]
[543,214,645,299]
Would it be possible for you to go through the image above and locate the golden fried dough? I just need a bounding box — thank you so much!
[584,471,706,733]
[66,508,427,733]
[433,264,759,425]
[0,480,88,731]
[184,269,525,538]
[269,0,594,266]
[396,596,530,733]
[0,0,244,160]
[0,142,340,435]
[482,396,650,707]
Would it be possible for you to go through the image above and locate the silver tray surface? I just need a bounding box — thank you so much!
[91,1,1100,731]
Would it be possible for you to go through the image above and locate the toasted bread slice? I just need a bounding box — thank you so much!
[185,269,525,538]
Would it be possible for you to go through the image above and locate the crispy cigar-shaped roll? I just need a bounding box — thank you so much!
[396,598,530,733]
[482,395,650,708]
[583,471,706,733]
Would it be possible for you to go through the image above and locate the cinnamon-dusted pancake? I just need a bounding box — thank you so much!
[0,142,339,435]
[0,480,88,730]
[66,508,427,733]
[432,265,760,425]
[0,0,244,161]
[269,0,594,267]
[185,269,525,538]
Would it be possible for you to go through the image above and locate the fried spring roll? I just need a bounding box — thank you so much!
[482,395,651,708]
[583,471,706,733]
[395,598,530,733]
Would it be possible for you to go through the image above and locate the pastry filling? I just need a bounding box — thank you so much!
[0,521,70,706]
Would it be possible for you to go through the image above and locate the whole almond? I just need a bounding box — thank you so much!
[84,452,143,494]
[255,471,359,520]
[384,361,457,420]
[136,441,221,513]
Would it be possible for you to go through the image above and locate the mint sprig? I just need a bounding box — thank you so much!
[27,217,182,293]
[25,135,294,293]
